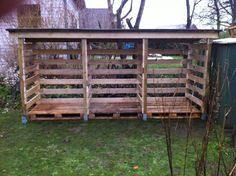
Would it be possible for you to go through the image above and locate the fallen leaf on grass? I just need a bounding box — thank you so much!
[133,165,139,170]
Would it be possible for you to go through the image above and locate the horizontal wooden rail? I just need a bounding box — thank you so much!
[41,88,83,94]
[186,83,204,96]
[90,97,139,103]
[25,74,39,85]
[88,49,141,55]
[148,49,187,55]
[90,69,141,75]
[188,74,205,85]
[39,79,83,85]
[33,49,81,55]
[39,98,83,104]
[39,69,83,75]
[26,94,40,109]
[147,78,186,84]
[92,88,138,94]
[88,59,141,65]
[147,59,186,65]
[91,79,140,84]
[147,87,186,94]
[36,59,82,64]
[147,68,187,74]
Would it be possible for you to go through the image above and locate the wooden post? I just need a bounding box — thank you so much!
[142,39,148,119]
[82,39,89,121]
[203,39,212,113]
[18,38,27,115]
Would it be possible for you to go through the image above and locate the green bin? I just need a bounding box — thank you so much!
[210,38,236,128]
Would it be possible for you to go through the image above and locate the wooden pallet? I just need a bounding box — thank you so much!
[29,103,84,120]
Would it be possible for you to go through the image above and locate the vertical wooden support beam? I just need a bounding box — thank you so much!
[202,39,213,113]
[18,38,27,115]
[142,39,148,119]
[186,44,192,96]
[82,39,89,121]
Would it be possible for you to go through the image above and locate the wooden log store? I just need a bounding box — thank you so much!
[7,29,219,120]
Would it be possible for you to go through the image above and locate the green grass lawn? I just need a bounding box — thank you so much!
[0,111,235,176]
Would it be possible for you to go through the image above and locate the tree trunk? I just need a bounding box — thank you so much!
[213,0,221,29]
[134,0,146,29]
[186,0,191,29]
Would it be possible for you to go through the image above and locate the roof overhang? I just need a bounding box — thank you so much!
[7,28,220,41]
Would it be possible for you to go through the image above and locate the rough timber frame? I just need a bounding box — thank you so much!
[9,29,219,120]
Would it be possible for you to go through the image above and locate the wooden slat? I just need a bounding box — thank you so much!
[91,79,139,84]
[186,93,203,107]
[90,69,141,75]
[88,49,141,55]
[189,65,205,73]
[36,59,82,65]
[193,43,207,50]
[147,87,186,94]
[147,78,186,84]
[147,59,186,65]
[25,74,39,85]
[25,64,37,74]
[90,97,139,103]
[26,94,40,109]
[41,89,83,94]
[29,103,84,114]
[147,68,187,74]
[142,39,148,114]
[186,83,204,96]
[147,97,186,103]
[92,88,137,94]
[39,69,83,75]
[88,59,141,65]
[39,98,83,104]
[188,74,205,85]
[26,84,40,98]
[39,79,83,85]
[193,55,206,62]
[33,49,81,55]
[148,49,186,55]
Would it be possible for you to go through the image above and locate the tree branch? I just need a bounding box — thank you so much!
[134,0,146,28]
[121,0,133,20]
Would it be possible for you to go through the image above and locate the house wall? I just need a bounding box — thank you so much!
[0,0,79,79]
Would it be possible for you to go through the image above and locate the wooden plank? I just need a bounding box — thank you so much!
[192,43,207,50]
[147,68,187,74]
[147,97,186,103]
[90,69,141,75]
[186,83,204,96]
[33,49,81,55]
[88,59,141,65]
[147,87,186,94]
[36,59,82,65]
[39,98,84,104]
[11,31,219,39]
[148,49,187,55]
[29,103,84,114]
[25,64,37,74]
[92,88,137,94]
[90,97,139,103]
[41,88,83,95]
[26,94,40,109]
[147,78,186,84]
[25,74,39,86]
[39,79,83,85]
[189,65,205,73]
[193,55,206,62]
[186,93,203,107]
[188,74,205,85]
[142,39,148,114]
[18,39,27,114]
[147,59,186,65]
[88,49,141,55]
[39,69,83,75]
[82,39,89,115]
[26,84,40,98]
[91,79,139,84]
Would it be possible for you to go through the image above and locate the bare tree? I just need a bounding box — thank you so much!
[185,0,202,29]
[107,0,146,29]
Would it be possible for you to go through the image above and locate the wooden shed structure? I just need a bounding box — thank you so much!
[8,29,219,120]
